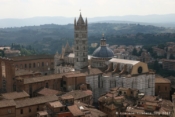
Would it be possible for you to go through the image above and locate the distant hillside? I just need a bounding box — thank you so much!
[0,14,175,28]
[0,23,175,54]
[0,23,173,45]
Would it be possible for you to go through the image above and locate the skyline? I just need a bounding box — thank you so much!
[0,0,175,19]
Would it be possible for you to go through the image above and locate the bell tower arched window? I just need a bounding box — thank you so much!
[1,62,6,78]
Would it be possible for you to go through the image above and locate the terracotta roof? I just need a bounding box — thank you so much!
[106,103,117,110]
[10,55,54,61]
[155,77,171,84]
[15,95,58,108]
[68,105,84,116]
[141,95,157,102]
[48,101,64,108]
[88,108,107,117]
[23,72,79,84]
[61,90,92,100]
[145,102,158,106]
[37,88,62,96]
[2,91,29,100]
[37,111,48,116]
[61,95,74,100]
[64,73,86,78]
[163,59,175,62]
[15,69,41,76]
[114,96,124,100]
[80,67,102,76]
[0,100,16,108]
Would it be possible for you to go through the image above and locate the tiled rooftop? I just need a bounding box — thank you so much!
[15,95,58,108]
[2,91,29,100]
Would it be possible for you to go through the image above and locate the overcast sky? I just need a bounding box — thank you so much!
[0,0,175,19]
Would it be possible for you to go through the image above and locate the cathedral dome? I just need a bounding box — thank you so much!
[92,45,114,58]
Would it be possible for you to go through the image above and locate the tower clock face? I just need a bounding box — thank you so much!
[138,66,143,74]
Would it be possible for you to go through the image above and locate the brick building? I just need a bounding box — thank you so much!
[0,100,16,117]
[15,72,86,97]
[0,57,15,93]
[10,55,54,75]
[98,87,173,117]
[0,55,54,93]
[155,77,171,99]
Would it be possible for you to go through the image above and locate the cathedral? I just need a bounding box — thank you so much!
[54,13,155,101]
[54,13,115,71]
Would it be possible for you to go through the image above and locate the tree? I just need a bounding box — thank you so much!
[169,54,175,59]
[132,48,138,56]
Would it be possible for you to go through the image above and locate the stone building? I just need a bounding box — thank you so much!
[162,59,175,71]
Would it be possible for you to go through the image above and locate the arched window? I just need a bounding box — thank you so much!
[13,83,16,91]
[1,62,6,78]
[29,63,31,68]
[33,63,35,68]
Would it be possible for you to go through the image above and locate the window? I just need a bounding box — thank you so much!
[42,62,44,67]
[77,58,78,62]
[20,109,23,114]
[38,63,40,67]
[13,84,16,91]
[77,46,79,50]
[37,106,39,111]
[46,83,48,88]
[8,109,11,113]
[158,86,160,90]
[46,62,48,66]
[76,34,78,38]
[29,108,31,113]
[33,63,35,68]
[25,64,27,68]
[165,86,167,91]
[83,46,85,50]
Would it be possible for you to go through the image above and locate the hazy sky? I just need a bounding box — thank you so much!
[0,0,175,19]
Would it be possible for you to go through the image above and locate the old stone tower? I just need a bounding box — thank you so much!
[74,13,88,70]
